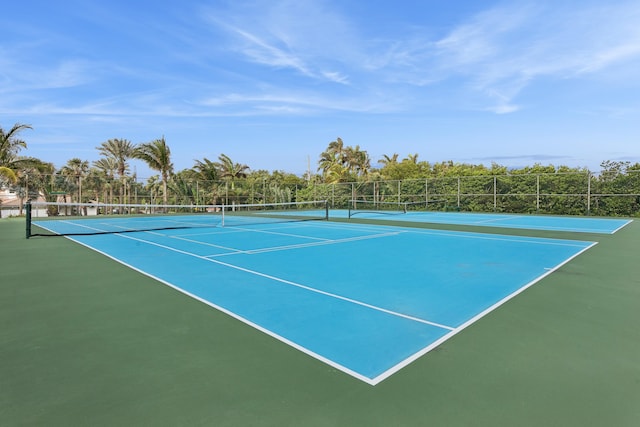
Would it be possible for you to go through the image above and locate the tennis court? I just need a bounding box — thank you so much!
[341,203,632,234]
[32,206,598,384]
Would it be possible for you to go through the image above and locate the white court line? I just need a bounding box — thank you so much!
[610,219,633,234]
[146,224,404,257]
[207,231,406,257]
[301,220,594,248]
[222,225,332,241]
[43,219,125,231]
[421,230,592,248]
[168,234,245,253]
[160,218,221,227]
[473,215,523,224]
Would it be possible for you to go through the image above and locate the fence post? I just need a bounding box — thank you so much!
[536,174,540,213]
[587,172,592,215]
[351,182,355,207]
[263,179,267,204]
[493,175,497,211]
[425,178,428,209]
[374,181,377,205]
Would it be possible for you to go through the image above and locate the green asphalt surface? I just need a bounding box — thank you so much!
[1,216,639,426]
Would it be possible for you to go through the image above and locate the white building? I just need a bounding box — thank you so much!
[0,187,48,218]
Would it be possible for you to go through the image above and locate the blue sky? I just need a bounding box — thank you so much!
[1,0,639,177]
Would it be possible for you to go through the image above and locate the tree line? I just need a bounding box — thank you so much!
[1,123,639,216]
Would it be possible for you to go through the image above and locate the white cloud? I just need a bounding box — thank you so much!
[425,1,640,113]
[321,71,350,85]
[201,1,357,85]
[197,89,396,115]
[224,25,314,77]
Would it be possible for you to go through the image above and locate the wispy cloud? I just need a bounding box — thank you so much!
[423,1,640,113]
[198,1,640,116]
[223,24,314,77]
[197,89,398,116]
[0,54,94,94]
[201,1,355,85]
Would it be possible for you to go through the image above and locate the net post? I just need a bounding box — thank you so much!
[221,205,225,227]
[325,200,329,220]
[25,200,32,239]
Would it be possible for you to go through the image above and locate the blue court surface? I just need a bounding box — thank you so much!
[338,210,631,234]
[34,217,597,385]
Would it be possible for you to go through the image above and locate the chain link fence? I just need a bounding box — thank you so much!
[2,171,640,217]
[301,171,640,217]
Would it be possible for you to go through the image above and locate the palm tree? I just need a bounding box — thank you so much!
[168,172,196,205]
[97,139,135,177]
[60,158,90,205]
[134,137,174,205]
[13,158,54,214]
[345,145,370,177]
[0,166,17,183]
[144,176,162,206]
[318,137,369,182]
[318,138,347,182]
[323,162,349,184]
[97,138,135,203]
[317,150,341,177]
[405,153,419,164]
[326,137,346,161]
[93,157,118,204]
[378,153,399,167]
[188,158,221,205]
[1,124,33,190]
[83,168,107,204]
[0,123,32,165]
[217,153,249,189]
[190,158,220,182]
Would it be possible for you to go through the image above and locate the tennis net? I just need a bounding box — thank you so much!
[25,200,328,238]
[348,200,408,218]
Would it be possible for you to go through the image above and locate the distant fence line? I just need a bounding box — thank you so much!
[304,172,640,216]
[2,170,639,217]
